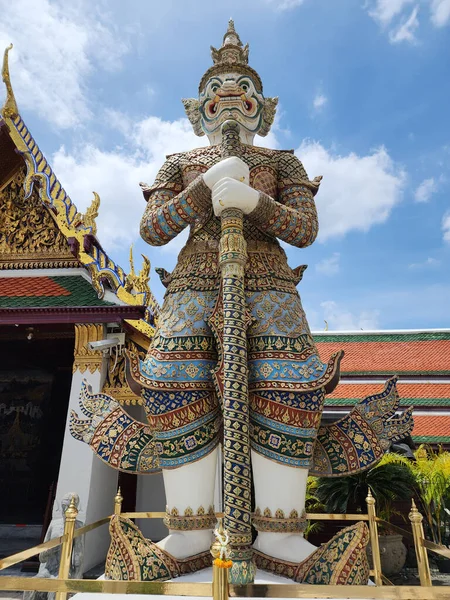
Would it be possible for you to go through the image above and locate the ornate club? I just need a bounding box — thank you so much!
[218,120,254,584]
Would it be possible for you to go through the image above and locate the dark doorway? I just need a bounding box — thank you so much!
[0,324,74,525]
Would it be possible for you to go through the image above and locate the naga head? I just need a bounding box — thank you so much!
[182,20,278,145]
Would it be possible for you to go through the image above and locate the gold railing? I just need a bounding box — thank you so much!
[0,488,448,599]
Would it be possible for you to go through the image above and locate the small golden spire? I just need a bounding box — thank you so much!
[409,498,422,523]
[64,495,79,520]
[2,44,18,119]
[115,486,123,503]
[366,487,375,506]
[114,486,123,515]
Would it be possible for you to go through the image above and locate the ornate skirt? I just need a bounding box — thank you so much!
[128,275,341,470]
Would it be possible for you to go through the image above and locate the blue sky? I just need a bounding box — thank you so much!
[1,0,450,330]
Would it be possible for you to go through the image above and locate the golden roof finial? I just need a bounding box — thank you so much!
[129,244,136,277]
[125,246,151,295]
[73,192,100,234]
[2,44,18,119]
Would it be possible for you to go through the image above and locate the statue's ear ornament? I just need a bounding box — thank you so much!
[182,98,204,137]
[259,96,278,137]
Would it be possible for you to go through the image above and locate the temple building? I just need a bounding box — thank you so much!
[1,44,449,572]
[0,45,158,569]
[316,331,450,447]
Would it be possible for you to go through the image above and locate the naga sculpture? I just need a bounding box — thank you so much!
[71,20,413,585]
[23,493,84,600]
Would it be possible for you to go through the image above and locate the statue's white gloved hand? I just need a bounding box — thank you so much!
[212,177,260,217]
[203,157,249,190]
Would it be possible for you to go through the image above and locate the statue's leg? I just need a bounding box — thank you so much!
[246,289,369,583]
[157,447,219,557]
[141,289,220,559]
[246,289,328,561]
[251,452,316,561]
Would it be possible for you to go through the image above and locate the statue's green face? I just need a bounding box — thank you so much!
[199,72,265,137]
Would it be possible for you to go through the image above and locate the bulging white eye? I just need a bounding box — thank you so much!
[211,84,219,93]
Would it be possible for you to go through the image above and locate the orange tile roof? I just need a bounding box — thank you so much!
[412,416,450,438]
[316,340,450,374]
[0,277,71,297]
[328,383,450,400]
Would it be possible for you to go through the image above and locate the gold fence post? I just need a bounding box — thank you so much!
[212,562,229,600]
[366,488,383,586]
[55,496,78,600]
[409,499,432,587]
[114,487,123,516]
[211,520,229,600]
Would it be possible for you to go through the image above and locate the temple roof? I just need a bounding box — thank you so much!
[325,382,450,407]
[314,330,450,376]
[412,416,450,444]
[315,329,450,447]
[0,275,115,307]
[0,272,145,324]
[0,45,158,337]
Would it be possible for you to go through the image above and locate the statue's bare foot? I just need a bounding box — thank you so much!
[156,530,213,559]
[253,533,317,563]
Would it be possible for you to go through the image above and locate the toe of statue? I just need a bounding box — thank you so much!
[105,515,211,581]
[254,522,370,585]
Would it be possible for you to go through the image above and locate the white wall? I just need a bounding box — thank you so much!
[54,364,118,572]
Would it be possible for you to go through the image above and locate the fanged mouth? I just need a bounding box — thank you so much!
[208,95,254,115]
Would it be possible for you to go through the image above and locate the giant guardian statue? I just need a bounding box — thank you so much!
[71,20,413,585]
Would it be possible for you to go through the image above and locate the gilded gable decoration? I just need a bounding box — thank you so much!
[1,45,160,341]
[0,167,79,269]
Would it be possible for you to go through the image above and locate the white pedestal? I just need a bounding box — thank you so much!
[72,568,374,600]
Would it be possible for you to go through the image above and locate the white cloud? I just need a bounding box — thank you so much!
[52,115,206,251]
[430,0,450,26]
[53,145,147,250]
[297,141,405,241]
[316,253,340,276]
[266,0,305,10]
[0,0,128,129]
[414,177,437,202]
[313,94,327,111]
[389,6,420,43]
[368,0,415,26]
[366,0,450,43]
[321,300,380,331]
[408,257,441,268]
[443,211,450,242]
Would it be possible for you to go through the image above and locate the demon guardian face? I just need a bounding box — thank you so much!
[182,21,277,145]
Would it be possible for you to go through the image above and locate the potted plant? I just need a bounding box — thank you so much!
[315,455,416,576]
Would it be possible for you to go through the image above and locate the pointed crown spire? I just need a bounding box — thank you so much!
[199,20,262,93]
[222,19,242,47]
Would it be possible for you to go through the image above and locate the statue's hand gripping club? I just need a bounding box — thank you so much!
[203,156,249,189]
[211,177,259,216]
[202,151,259,217]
